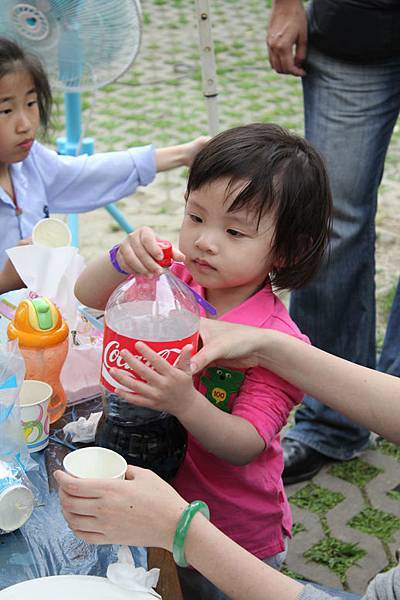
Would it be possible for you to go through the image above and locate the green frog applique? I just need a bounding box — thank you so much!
[200,367,245,413]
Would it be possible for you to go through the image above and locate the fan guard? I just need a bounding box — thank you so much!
[0,0,142,92]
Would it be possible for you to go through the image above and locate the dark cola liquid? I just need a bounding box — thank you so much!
[95,390,187,481]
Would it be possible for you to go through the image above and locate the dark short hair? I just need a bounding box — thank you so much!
[186,123,332,291]
[0,37,52,134]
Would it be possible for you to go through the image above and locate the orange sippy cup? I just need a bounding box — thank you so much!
[8,297,69,423]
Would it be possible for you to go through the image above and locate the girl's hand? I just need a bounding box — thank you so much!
[55,466,187,549]
[18,236,32,246]
[116,227,185,275]
[110,342,197,419]
[181,136,210,167]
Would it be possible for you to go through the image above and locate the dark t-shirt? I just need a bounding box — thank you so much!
[308,0,400,63]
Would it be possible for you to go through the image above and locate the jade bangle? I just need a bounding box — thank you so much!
[172,500,210,568]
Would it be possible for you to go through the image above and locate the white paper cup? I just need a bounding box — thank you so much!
[63,447,127,480]
[19,380,52,452]
[32,218,72,247]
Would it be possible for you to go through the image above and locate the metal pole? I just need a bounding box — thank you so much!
[195,0,219,136]
[57,92,134,245]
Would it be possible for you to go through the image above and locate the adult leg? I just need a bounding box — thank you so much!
[285,48,400,478]
[377,277,400,375]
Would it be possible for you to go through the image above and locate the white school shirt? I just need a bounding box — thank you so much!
[0,141,156,268]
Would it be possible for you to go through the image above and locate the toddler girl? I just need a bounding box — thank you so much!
[75,123,332,600]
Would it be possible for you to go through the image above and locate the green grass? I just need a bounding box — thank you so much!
[378,283,397,323]
[377,438,400,460]
[348,507,400,542]
[292,522,307,536]
[387,489,400,502]
[329,458,383,487]
[304,537,366,582]
[289,483,345,514]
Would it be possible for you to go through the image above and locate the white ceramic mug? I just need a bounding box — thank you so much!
[63,447,127,480]
[19,380,52,452]
[32,218,72,247]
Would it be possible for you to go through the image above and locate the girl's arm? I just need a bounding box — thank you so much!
[0,238,31,294]
[34,137,208,215]
[74,253,126,310]
[55,466,305,600]
[112,344,265,465]
[176,388,266,465]
[155,137,209,171]
[74,227,184,310]
[0,259,24,294]
[193,320,400,446]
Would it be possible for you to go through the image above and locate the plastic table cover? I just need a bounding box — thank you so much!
[0,398,146,589]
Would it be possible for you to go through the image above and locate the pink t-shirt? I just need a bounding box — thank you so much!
[171,263,309,559]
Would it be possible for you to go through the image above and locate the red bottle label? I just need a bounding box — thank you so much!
[101,324,199,393]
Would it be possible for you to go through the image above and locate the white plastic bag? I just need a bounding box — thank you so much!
[0,341,39,534]
[0,341,35,471]
[60,310,103,405]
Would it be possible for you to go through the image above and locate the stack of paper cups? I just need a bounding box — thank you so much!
[0,460,34,533]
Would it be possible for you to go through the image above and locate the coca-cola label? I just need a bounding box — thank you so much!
[101,323,199,393]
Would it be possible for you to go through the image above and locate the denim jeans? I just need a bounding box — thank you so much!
[288,47,400,459]
[177,538,288,600]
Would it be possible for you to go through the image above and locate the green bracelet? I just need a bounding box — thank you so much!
[172,500,210,568]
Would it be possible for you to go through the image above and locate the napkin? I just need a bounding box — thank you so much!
[6,244,85,329]
[107,545,161,598]
[62,411,102,443]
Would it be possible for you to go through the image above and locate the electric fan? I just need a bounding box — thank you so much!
[0,0,142,244]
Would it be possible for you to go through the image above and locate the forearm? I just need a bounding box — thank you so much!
[178,391,264,465]
[0,265,24,294]
[184,513,304,600]
[155,145,189,172]
[56,466,305,599]
[260,330,400,444]
[74,254,127,310]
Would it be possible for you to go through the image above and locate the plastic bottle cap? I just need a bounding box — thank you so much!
[7,297,69,347]
[156,240,173,267]
[0,484,34,532]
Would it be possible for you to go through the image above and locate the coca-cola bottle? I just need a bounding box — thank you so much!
[96,241,200,481]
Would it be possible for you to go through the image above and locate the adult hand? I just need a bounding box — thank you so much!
[55,466,187,549]
[267,0,307,76]
[116,227,185,275]
[191,319,267,374]
[110,342,197,419]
